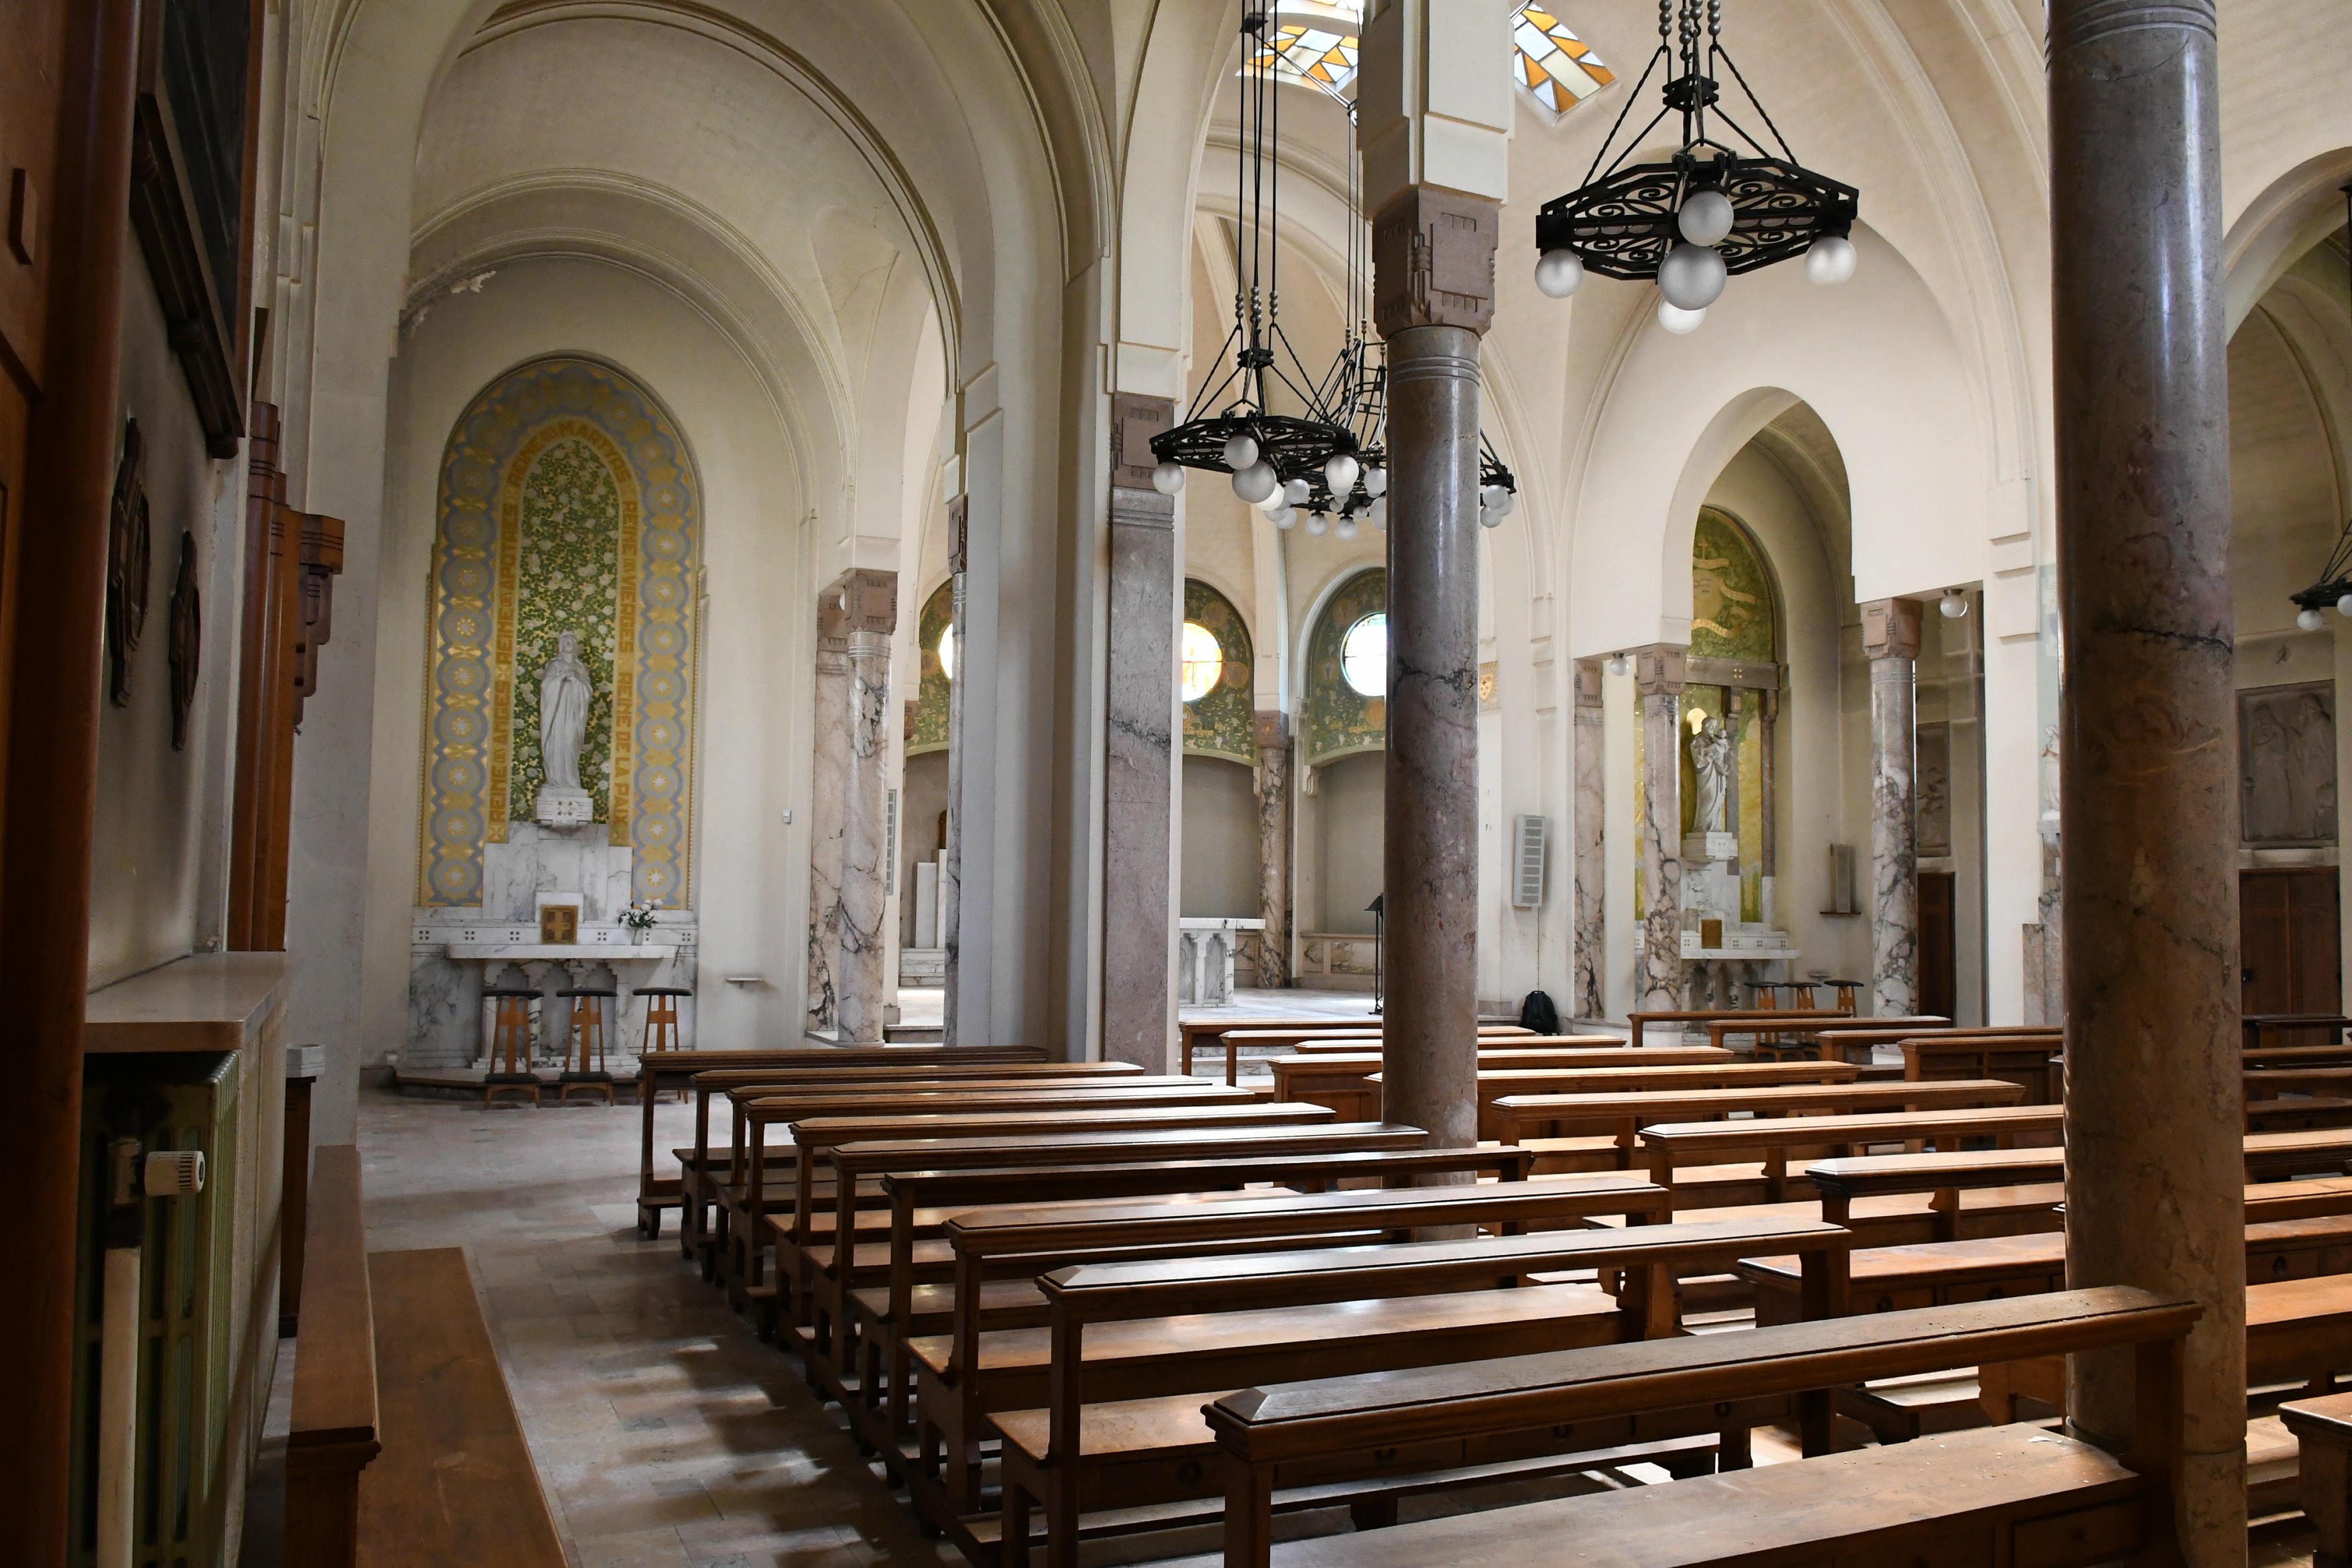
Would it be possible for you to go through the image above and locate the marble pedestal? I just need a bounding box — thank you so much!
[1178,917,1266,1006]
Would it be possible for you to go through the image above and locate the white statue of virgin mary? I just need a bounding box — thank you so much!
[536,629,593,815]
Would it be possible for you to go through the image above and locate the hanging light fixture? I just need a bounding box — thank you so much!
[1151,3,1355,499]
[2290,186,2352,633]
[1531,0,1859,329]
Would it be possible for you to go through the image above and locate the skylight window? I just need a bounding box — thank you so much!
[1250,4,1610,121]
[1513,5,1614,120]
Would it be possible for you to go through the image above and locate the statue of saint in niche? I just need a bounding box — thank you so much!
[1690,715,1734,836]
[536,629,595,822]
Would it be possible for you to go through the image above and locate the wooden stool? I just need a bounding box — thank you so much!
[483,987,543,1107]
[556,987,618,1105]
[635,987,691,1103]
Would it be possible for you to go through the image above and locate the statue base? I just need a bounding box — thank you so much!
[537,786,593,826]
[1681,831,1738,864]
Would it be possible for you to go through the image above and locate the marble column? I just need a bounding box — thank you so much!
[1863,598,1921,1018]
[1254,712,1293,989]
[941,498,967,1045]
[1102,394,1177,1069]
[1373,190,1496,1152]
[804,592,848,1034]
[2050,3,2243,1560]
[1572,659,1606,1022]
[1634,647,1686,1012]
[835,570,898,1043]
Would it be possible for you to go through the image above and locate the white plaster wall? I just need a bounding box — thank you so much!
[1180,755,1260,919]
[367,255,809,1067]
[1317,751,1385,935]
[89,252,245,989]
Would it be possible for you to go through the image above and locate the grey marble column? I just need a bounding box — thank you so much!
[835,570,898,1043]
[1863,598,1921,1018]
[804,594,849,1035]
[2051,3,2243,1561]
[1572,659,1606,1021]
[1372,188,1497,1152]
[1634,648,1686,1013]
[1254,712,1293,989]
[940,498,967,1046]
[1102,394,1177,1069]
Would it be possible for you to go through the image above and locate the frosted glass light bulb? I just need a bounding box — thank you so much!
[1657,243,1726,310]
[1283,476,1311,506]
[1274,506,1297,530]
[2300,607,2328,631]
[1258,485,1289,515]
[1806,233,1858,286]
[1657,299,1706,335]
[1222,432,1259,470]
[1606,654,1631,678]
[1305,511,1329,537]
[1535,249,1586,298]
[1364,466,1387,497]
[1678,188,1734,247]
[1324,452,1360,493]
[2336,593,2352,615]
[1334,514,1359,542]
[1368,497,1387,532]
[1478,498,1503,529]
[1939,590,1969,619]
[1151,460,1184,495]
[1232,460,1277,503]
[1480,484,1515,518]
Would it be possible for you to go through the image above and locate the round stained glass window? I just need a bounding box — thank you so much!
[1340,613,1387,697]
[1179,621,1224,703]
[937,625,956,682]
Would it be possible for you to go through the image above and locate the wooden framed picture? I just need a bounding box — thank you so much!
[538,905,579,945]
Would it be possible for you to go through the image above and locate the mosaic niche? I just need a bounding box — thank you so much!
[1690,507,1775,662]
[2241,681,2337,846]
[418,357,702,908]
[1303,568,1387,766]
[908,580,953,757]
[1183,579,1257,764]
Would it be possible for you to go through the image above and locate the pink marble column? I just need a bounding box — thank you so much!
[835,570,898,1043]
[940,499,967,1046]
[1634,647,1686,1013]
[1254,712,1293,989]
[803,593,847,1034]
[1862,598,1921,1018]
[2051,2,2243,1559]
[1572,658,1606,1021]
[1374,188,1498,1151]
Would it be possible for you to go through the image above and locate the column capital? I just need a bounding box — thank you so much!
[946,495,968,577]
[1860,597,1924,662]
[1573,658,1604,710]
[1110,392,1174,491]
[1630,644,1686,696]
[1252,711,1291,752]
[1372,187,1501,339]
[823,567,898,637]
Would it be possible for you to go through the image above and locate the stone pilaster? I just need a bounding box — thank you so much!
[941,498,967,1046]
[804,593,848,1034]
[834,570,898,1042]
[1863,597,1922,1018]
[1572,658,1606,1021]
[1634,647,1686,1012]
[1102,394,1177,1070]
[1254,711,1293,989]
[2050,3,2243,1560]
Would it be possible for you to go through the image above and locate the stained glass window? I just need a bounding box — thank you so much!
[1341,613,1387,698]
[1261,20,1360,102]
[1513,5,1613,119]
[937,624,956,682]
[1179,621,1225,703]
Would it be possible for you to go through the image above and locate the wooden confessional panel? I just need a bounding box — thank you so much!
[1918,870,1957,1023]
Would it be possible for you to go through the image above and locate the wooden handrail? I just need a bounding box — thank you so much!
[284,1145,377,1568]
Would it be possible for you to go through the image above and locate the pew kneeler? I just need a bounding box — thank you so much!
[482,987,543,1107]
[556,986,618,1105]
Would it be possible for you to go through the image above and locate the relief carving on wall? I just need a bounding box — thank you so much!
[2240,681,2337,846]
[1916,721,1952,857]
[106,420,150,708]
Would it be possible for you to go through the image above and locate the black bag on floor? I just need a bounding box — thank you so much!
[1518,989,1561,1034]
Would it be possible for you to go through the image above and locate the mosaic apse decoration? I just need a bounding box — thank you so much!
[1183,578,1257,765]
[418,357,702,908]
[908,579,953,757]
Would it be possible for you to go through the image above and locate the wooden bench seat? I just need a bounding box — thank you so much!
[1641,1103,2064,1214]
[1197,1025,1535,1086]
[1282,1033,1625,1054]
[1270,1048,1732,1124]
[2280,1388,2352,1565]
[1492,1077,2030,1156]
[1708,1012,1946,1052]
[355,1248,565,1568]
[1421,1061,1861,1142]
[286,1146,379,1568]
[1625,1008,1853,1049]
[991,1215,1853,1567]
[1203,1286,2196,1568]
[1902,1036,2066,1103]
[837,1146,1533,1452]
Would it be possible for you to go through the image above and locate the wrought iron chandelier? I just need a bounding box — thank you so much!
[1532,0,1859,333]
[2290,186,2352,632]
[1149,3,1357,520]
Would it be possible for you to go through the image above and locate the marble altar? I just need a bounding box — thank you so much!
[1179,916,1266,1005]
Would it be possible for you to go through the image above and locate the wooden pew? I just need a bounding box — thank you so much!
[1178,1016,1380,1078]
[1280,1032,1614,1054]
[2247,1012,2352,1050]
[286,1146,379,1568]
[1269,1045,1734,1122]
[1626,1006,1850,1049]
[677,1061,1155,1266]
[916,1175,1670,1549]
[1203,1286,2197,1568]
[1809,1022,2042,1065]
[1902,1034,2066,1103]
[740,1101,1341,1314]
[836,1146,1540,1455]
[995,1215,1854,1567]
[634,1044,1047,1235]
[2247,1042,2352,1069]
[715,1083,1259,1307]
[1203,1024,1535,1087]
[355,1248,566,1568]
[2279,1390,2352,1566]
[1641,1103,2066,1217]
[1707,1013,1948,1053]
[1447,1059,1860,1142]
[1490,1077,2031,1164]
